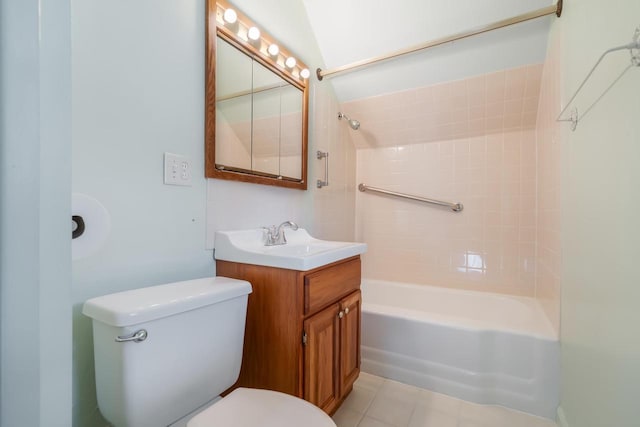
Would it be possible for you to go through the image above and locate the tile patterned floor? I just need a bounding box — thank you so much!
[332,373,557,427]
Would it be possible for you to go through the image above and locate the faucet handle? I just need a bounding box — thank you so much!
[262,226,277,245]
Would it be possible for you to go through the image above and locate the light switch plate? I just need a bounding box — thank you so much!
[164,152,192,186]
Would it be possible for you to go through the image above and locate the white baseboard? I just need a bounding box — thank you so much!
[557,406,569,427]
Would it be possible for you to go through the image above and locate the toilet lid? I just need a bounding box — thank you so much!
[187,388,336,427]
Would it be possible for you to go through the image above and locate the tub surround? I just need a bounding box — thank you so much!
[340,55,565,423]
[355,130,537,296]
[343,64,543,149]
[347,65,543,298]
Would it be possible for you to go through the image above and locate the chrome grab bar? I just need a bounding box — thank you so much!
[115,329,148,343]
[358,183,463,212]
[317,151,329,188]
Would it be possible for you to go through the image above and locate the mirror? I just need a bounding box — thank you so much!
[206,0,309,189]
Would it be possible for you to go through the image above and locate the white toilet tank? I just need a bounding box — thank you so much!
[82,277,252,427]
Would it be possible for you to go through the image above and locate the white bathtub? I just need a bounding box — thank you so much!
[360,279,559,419]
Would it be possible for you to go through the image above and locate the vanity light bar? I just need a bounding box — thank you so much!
[247,26,261,41]
[222,8,237,24]
[214,0,309,82]
[268,43,279,56]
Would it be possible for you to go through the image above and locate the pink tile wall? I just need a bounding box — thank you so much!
[346,64,544,296]
[535,41,563,333]
[312,83,356,242]
[344,64,543,149]
[355,131,537,296]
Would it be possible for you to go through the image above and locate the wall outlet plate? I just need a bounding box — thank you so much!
[164,152,192,186]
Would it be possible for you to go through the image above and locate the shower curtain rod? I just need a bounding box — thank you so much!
[316,1,563,81]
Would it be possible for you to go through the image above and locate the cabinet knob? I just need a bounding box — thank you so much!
[344,307,350,315]
[338,311,344,319]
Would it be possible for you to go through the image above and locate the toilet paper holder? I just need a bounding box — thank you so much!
[72,215,85,239]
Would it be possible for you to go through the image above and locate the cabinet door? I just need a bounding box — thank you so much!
[303,303,340,414]
[340,290,361,396]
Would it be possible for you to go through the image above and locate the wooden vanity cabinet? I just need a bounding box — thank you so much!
[216,256,361,415]
[303,301,340,412]
[304,290,361,414]
[338,290,361,397]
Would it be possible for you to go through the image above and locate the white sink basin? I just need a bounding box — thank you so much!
[214,228,367,271]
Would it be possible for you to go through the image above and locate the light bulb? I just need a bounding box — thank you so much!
[223,8,237,24]
[300,68,310,79]
[248,27,261,41]
[285,57,297,69]
[268,44,279,56]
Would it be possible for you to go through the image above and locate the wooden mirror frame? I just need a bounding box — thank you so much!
[205,0,310,190]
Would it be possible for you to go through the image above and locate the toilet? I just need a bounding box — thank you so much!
[82,277,336,427]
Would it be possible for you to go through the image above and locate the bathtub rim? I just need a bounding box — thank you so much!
[361,278,558,341]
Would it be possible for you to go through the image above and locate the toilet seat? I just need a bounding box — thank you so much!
[187,388,336,427]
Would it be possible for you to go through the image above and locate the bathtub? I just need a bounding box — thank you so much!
[360,279,559,419]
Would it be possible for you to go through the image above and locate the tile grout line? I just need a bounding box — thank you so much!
[355,377,383,426]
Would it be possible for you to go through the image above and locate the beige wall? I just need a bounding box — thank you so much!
[545,0,640,426]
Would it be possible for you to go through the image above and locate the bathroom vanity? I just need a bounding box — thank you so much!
[214,228,366,415]
[216,256,361,414]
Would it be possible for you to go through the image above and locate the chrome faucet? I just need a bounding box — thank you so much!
[263,221,299,246]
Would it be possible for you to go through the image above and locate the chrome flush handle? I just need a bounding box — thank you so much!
[115,329,148,343]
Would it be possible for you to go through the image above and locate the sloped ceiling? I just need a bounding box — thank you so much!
[302,0,555,102]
